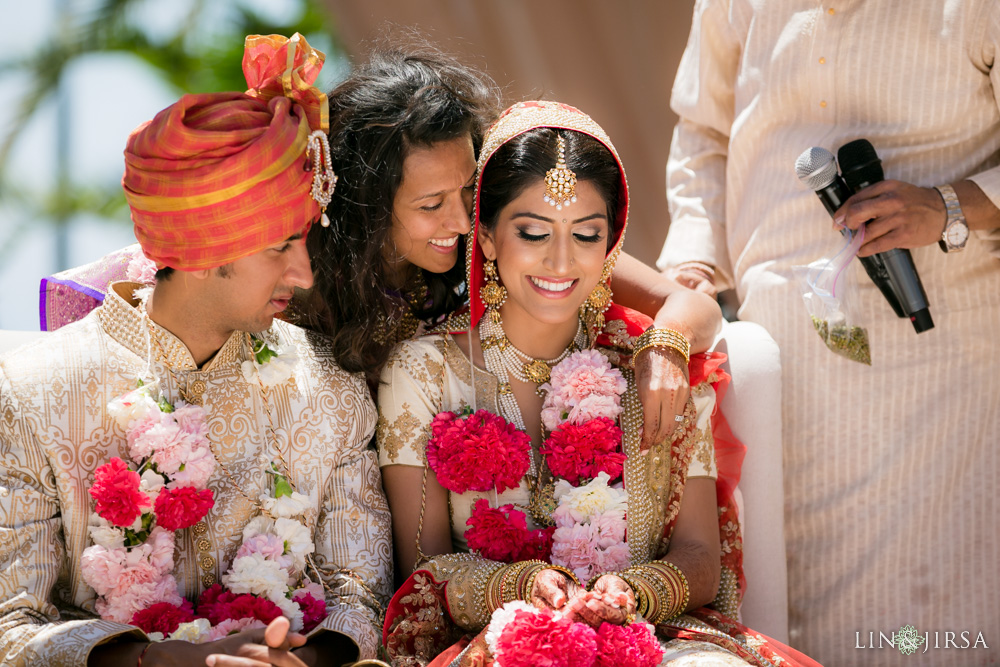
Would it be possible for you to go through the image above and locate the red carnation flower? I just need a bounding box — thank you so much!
[595,622,664,667]
[219,594,283,624]
[496,608,598,667]
[196,586,283,625]
[130,600,197,636]
[154,486,214,531]
[465,499,532,563]
[196,585,235,624]
[514,526,555,562]
[541,418,625,485]
[89,457,150,527]
[293,591,327,633]
[427,410,530,494]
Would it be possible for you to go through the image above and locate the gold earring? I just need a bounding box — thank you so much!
[580,258,614,336]
[480,259,507,319]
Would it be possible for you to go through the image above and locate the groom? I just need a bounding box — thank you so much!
[0,35,390,666]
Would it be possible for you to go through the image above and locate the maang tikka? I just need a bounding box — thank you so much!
[543,135,577,210]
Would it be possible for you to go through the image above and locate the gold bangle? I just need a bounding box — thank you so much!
[642,560,691,621]
[633,327,691,364]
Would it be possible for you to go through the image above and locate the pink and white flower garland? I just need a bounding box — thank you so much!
[81,338,327,642]
[426,349,630,580]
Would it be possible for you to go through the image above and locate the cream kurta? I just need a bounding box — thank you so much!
[0,283,392,666]
[659,2,1000,664]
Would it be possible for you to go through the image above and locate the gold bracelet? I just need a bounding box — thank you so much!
[633,327,691,364]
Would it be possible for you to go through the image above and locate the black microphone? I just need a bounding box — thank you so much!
[794,147,906,318]
[837,139,934,333]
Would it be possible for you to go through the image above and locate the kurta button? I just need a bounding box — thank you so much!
[819,57,826,64]
[820,100,828,108]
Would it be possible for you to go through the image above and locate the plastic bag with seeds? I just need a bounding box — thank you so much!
[793,228,872,365]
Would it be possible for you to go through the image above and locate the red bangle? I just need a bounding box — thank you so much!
[137,642,152,667]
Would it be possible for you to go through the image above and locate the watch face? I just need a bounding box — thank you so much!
[946,222,970,247]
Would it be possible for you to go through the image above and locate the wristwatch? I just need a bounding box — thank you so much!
[934,184,969,253]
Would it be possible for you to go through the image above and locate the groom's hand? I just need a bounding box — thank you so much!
[204,616,308,666]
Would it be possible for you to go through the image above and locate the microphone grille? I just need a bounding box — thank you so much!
[838,139,884,190]
[795,147,839,190]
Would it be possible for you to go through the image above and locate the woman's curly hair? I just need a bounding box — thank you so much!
[300,44,501,382]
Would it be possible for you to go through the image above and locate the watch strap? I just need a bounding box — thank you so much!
[934,184,967,252]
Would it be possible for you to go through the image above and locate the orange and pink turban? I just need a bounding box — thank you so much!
[123,33,331,270]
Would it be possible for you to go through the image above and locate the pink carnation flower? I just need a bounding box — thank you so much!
[426,410,530,494]
[127,411,167,460]
[90,458,150,527]
[130,600,196,636]
[541,350,626,431]
[541,418,625,485]
[495,608,598,667]
[145,526,177,575]
[595,622,663,667]
[235,533,293,570]
[166,444,216,490]
[154,486,214,531]
[147,423,194,476]
[465,500,532,563]
[551,523,602,582]
[126,254,158,285]
[98,572,182,624]
[80,545,126,597]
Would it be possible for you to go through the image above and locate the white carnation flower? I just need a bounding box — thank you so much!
[552,472,628,526]
[273,518,314,570]
[139,469,165,505]
[88,514,125,549]
[260,491,311,519]
[168,618,212,643]
[242,515,275,542]
[223,553,291,598]
[107,387,159,429]
[271,594,305,632]
[485,601,538,655]
[243,344,299,388]
[146,632,165,642]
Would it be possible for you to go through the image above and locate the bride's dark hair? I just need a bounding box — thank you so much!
[301,44,500,381]
[478,128,623,247]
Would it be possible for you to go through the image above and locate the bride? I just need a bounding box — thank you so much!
[376,101,820,666]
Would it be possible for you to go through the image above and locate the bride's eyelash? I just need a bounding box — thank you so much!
[575,233,602,243]
[516,229,548,242]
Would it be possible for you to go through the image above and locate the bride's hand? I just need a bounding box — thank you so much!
[635,345,690,452]
[529,568,582,610]
[563,574,637,627]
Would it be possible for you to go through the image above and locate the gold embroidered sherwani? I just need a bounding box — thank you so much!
[0,283,392,666]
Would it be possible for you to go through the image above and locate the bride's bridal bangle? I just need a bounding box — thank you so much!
[634,327,691,365]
